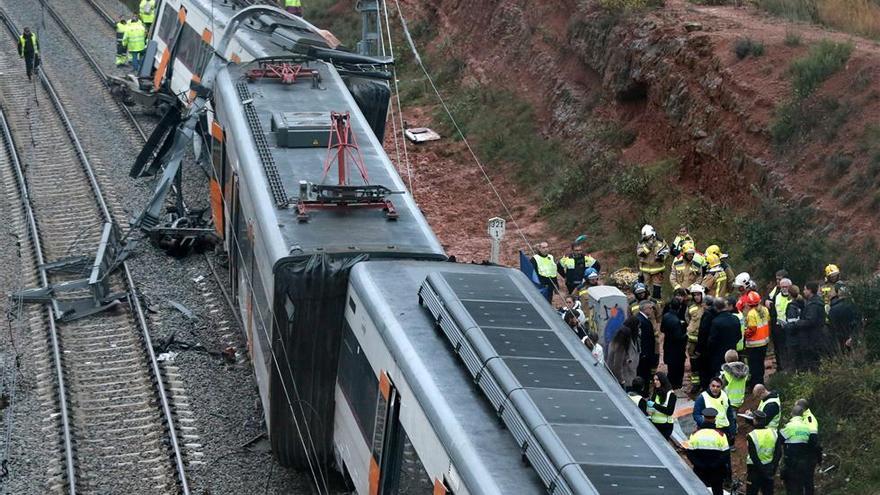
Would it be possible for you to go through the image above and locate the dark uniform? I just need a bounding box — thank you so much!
[686,408,731,495]
[18,29,39,80]
[780,415,819,495]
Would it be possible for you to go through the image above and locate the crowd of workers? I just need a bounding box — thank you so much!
[114,0,154,73]
[538,224,862,494]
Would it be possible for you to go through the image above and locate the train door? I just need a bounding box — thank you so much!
[370,372,404,494]
[228,173,239,303]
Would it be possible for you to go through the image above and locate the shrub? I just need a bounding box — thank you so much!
[598,0,665,12]
[771,99,812,145]
[757,0,819,22]
[824,153,853,178]
[734,38,766,59]
[784,30,803,46]
[790,40,854,98]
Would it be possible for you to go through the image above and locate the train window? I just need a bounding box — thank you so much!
[337,322,378,445]
[176,24,212,75]
[348,296,356,314]
[156,5,179,45]
[396,430,434,494]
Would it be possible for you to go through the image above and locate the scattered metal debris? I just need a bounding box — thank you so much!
[166,299,197,320]
[404,126,440,143]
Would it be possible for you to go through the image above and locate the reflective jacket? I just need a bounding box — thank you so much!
[139,0,156,24]
[532,253,557,278]
[557,253,598,288]
[747,428,779,465]
[745,305,771,348]
[720,361,749,407]
[123,22,147,52]
[702,268,729,298]
[18,32,38,57]
[670,256,703,290]
[285,0,303,6]
[686,301,704,342]
[636,237,669,274]
[758,393,781,430]
[649,389,676,424]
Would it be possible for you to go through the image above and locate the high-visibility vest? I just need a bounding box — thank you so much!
[18,33,38,55]
[803,408,819,434]
[285,0,303,6]
[116,20,128,36]
[650,390,675,424]
[736,312,745,351]
[559,254,596,271]
[780,416,811,444]
[139,0,156,24]
[774,293,791,323]
[124,23,147,52]
[533,254,557,278]
[688,428,729,451]
[746,306,771,347]
[747,428,778,465]
[701,391,730,429]
[758,396,781,429]
[721,370,747,407]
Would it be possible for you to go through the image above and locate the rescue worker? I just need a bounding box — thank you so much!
[115,16,129,66]
[828,282,861,352]
[647,372,676,439]
[685,284,705,394]
[670,225,694,258]
[530,242,558,303]
[557,238,599,294]
[693,376,736,442]
[670,241,704,291]
[734,272,755,312]
[573,268,600,298]
[686,407,731,495]
[629,282,650,315]
[138,0,156,33]
[636,224,669,300]
[746,384,781,430]
[702,253,730,299]
[768,277,792,371]
[796,398,823,485]
[123,16,147,73]
[704,244,736,282]
[820,263,841,313]
[746,410,783,495]
[780,403,819,494]
[284,0,304,16]
[18,27,39,81]
[744,290,771,388]
[720,349,749,411]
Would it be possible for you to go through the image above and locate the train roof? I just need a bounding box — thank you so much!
[349,260,546,494]
[200,3,444,260]
[351,260,707,494]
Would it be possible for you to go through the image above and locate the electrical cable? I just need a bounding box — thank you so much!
[391,0,604,359]
[379,0,413,196]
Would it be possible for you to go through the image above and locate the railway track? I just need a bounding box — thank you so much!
[0,10,189,495]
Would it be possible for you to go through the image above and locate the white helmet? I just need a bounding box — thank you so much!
[733,272,751,288]
[641,224,656,238]
[688,284,705,294]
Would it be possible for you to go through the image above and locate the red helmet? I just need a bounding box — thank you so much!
[745,291,762,306]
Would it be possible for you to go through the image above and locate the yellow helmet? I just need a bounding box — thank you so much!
[825,264,840,277]
[706,253,721,268]
[705,245,721,258]
[682,241,696,254]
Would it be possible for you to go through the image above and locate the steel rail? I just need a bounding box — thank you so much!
[0,9,190,495]
[0,102,77,495]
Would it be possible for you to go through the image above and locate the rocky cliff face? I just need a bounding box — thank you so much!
[406,0,880,242]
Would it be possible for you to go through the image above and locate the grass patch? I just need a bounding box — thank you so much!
[784,30,803,46]
[824,153,853,178]
[305,0,361,48]
[790,40,854,98]
[734,38,766,59]
[597,0,665,12]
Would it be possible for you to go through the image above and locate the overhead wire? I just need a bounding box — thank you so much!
[390,0,604,359]
[379,0,414,196]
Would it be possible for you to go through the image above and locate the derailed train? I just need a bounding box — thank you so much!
[137,0,708,493]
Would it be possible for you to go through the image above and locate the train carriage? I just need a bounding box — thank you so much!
[138,1,709,493]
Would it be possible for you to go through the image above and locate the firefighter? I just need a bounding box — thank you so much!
[123,16,147,73]
[702,253,730,299]
[284,0,304,16]
[705,244,736,282]
[629,282,650,315]
[636,224,669,300]
[573,268,600,299]
[139,0,156,33]
[18,27,39,81]
[686,283,705,394]
[115,16,129,66]
[670,242,704,291]
[686,407,730,495]
[745,410,783,495]
[557,238,599,294]
[820,263,841,314]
